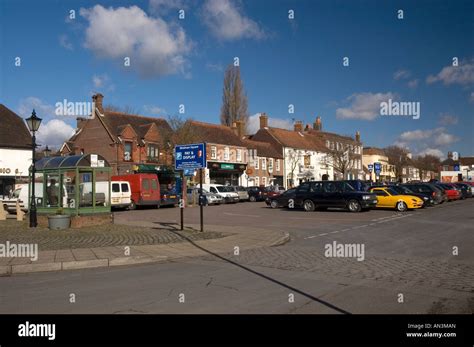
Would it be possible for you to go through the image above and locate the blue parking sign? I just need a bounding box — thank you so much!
[374,162,382,175]
[175,143,206,170]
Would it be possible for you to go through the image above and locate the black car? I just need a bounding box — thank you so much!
[404,183,445,205]
[265,188,296,208]
[343,180,372,192]
[293,181,378,212]
[246,186,268,202]
[453,182,472,199]
[389,185,433,206]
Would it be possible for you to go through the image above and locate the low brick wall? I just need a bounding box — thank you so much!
[37,213,112,229]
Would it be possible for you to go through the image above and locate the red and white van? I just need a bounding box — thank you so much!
[111,173,160,209]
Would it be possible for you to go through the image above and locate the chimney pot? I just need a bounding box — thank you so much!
[355,130,361,142]
[313,116,322,131]
[92,93,104,114]
[294,121,303,132]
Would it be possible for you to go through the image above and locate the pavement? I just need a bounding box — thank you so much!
[0,218,290,275]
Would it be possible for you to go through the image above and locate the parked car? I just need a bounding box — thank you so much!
[453,182,472,198]
[343,180,371,192]
[388,185,433,207]
[293,181,378,212]
[246,186,269,202]
[110,181,132,209]
[434,183,461,201]
[368,187,424,212]
[112,173,161,209]
[201,184,239,203]
[265,188,296,209]
[186,187,223,205]
[266,186,286,199]
[403,183,445,205]
[229,186,250,201]
[160,186,179,207]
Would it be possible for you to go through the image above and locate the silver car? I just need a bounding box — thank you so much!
[186,187,223,205]
[230,186,250,201]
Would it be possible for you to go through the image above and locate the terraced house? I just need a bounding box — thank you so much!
[60,94,173,175]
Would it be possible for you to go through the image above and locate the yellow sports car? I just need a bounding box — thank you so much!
[368,187,424,212]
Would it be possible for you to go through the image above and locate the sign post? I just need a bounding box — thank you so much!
[175,143,207,232]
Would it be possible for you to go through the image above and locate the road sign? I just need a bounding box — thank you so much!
[368,164,373,173]
[183,168,195,176]
[175,143,206,170]
[454,164,460,171]
[374,162,382,175]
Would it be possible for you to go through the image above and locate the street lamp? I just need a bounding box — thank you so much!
[26,109,42,228]
[43,145,51,157]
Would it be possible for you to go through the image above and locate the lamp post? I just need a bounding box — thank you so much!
[43,145,51,157]
[26,109,42,228]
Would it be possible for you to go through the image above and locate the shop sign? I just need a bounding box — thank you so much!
[221,164,234,170]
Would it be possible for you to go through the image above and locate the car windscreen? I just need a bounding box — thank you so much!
[216,186,231,192]
[386,188,400,195]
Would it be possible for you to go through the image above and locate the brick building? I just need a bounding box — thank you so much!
[60,94,173,175]
[242,138,284,187]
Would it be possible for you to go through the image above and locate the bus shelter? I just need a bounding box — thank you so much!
[32,154,111,215]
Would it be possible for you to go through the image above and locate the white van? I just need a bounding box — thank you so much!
[201,184,239,203]
[1,183,68,213]
[110,181,131,209]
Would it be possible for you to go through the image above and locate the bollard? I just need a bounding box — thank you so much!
[0,200,7,221]
[16,200,25,221]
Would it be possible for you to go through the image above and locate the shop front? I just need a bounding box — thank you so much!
[207,162,246,186]
[0,148,31,199]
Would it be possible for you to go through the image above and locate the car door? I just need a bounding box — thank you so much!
[294,182,311,207]
[322,181,344,207]
[372,189,389,207]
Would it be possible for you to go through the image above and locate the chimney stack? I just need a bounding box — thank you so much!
[92,93,104,114]
[355,130,361,142]
[294,120,303,132]
[259,113,268,129]
[313,116,322,131]
[235,120,245,137]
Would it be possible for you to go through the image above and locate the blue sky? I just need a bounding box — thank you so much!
[1,0,473,157]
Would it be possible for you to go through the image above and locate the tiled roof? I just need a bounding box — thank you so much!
[264,127,328,152]
[306,129,358,143]
[101,111,172,140]
[187,121,245,147]
[0,104,32,149]
[242,138,283,159]
[363,147,386,156]
[460,157,474,166]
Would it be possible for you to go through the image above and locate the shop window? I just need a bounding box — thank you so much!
[211,146,217,159]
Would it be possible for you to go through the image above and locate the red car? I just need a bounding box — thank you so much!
[436,183,461,201]
[112,173,161,209]
[265,186,286,199]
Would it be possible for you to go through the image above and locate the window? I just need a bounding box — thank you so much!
[255,177,259,186]
[124,142,132,161]
[142,179,150,191]
[255,157,259,169]
[211,146,217,159]
[210,187,218,193]
[262,158,267,170]
[331,142,335,150]
[326,140,330,148]
[147,144,159,158]
[112,183,120,193]
[224,147,230,160]
[304,155,311,168]
[121,183,129,192]
[151,179,158,190]
[276,159,280,171]
[268,158,274,171]
[310,182,323,192]
[297,182,310,193]
[262,177,266,186]
[373,190,388,197]
[237,149,242,162]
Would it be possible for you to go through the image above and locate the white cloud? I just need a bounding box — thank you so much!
[80,5,192,78]
[200,0,265,41]
[144,105,166,115]
[407,79,419,88]
[247,113,293,134]
[398,127,459,147]
[393,69,410,80]
[417,148,445,158]
[36,119,75,147]
[438,113,458,126]
[336,92,397,120]
[59,34,73,50]
[149,0,187,15]
[17,97,55,118]
[427,59,474,85]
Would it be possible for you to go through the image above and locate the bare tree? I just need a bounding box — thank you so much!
[220,65,249,131]
[286,149,301,188]
[413,154,441,180]
[384,146,410,181]
[321,145,356,180]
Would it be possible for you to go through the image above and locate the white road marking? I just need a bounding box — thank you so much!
[224,212,260,218]
[319,233,328,236]
[330,231,339,234]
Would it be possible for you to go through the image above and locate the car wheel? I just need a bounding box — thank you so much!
[270,200,279,209]
[347,199,361,212]
[249,196,256,202]
[303,199,315,212]
[396,201,408,212]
